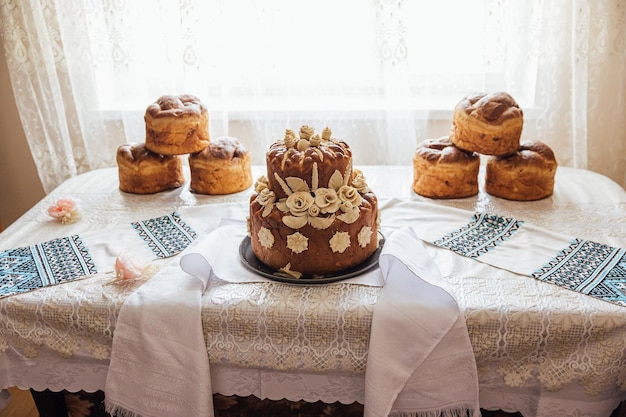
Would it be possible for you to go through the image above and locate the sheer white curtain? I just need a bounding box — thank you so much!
[1,0,624,193]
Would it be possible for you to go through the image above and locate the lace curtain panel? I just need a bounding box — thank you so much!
[0,0,625,193]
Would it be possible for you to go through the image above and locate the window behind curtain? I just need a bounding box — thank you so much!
[87,0,536,114]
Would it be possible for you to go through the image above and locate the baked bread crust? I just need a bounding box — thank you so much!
[189,136,252,195]
[116,143,184,194]
[485,141,558,201]
[413,136,480,198]
[266,126,352,200]
[145,94,210,155]
[249,126,379,277]
[249,192,378,276]
[452,92,524,156]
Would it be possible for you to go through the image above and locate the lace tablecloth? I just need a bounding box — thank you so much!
[1,165,625,417]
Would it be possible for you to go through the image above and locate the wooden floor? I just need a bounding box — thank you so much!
[0,387,38,417]
[1,386,624,417]
[0,388,523,417]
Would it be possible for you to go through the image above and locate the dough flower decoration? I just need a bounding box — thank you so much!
[274,162,364,229]
[47,197,82,224]
[351,169,370,193]
[255,188,276,217]
[254,175,269,193]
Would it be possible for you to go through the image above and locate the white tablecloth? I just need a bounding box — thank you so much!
[1,165,625,417]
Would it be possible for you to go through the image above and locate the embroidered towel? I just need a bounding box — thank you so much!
[365,226,479,417]
[382,200,626,306]
[104,255,213,417]
[0,204,246,298]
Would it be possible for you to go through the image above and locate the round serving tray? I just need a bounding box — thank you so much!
[239,233,384,284]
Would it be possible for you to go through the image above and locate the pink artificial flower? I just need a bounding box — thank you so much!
[47,197,82,224]
[114,252,145,281]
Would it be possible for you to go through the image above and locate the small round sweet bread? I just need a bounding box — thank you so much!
[452,92,524,156]
[189,136,252,195]
[116,143,184,194]
[413,136,480,198]
[144,94,210,155]
[485,141,558,201]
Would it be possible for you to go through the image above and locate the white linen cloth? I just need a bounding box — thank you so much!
[366,226,479,417]
[180,222,384,286]
[105,219,478,417]
[104,257,214,417]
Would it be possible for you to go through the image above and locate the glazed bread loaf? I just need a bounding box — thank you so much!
[248,125,379,277]
[485,141,558,201]
[452,92,524,156]
[265,125,353,200]
[116,143,184,194]
[413,136,480,199]
[189,136,252,195]
[145,94,210,155]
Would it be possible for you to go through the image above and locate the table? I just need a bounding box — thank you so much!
[1,165,625,417]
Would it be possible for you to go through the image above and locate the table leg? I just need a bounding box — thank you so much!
[30,389,67,417]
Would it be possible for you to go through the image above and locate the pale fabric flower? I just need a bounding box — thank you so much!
[47,197,82,224]
[114,252,145,280]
